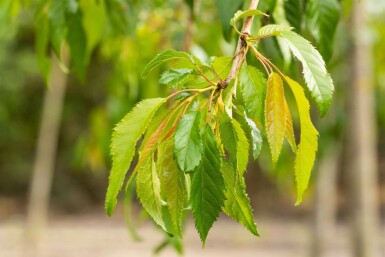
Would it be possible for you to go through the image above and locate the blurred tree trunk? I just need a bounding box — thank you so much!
[311,145,340,257]
[347,0,380,256]
[25,52,68,246]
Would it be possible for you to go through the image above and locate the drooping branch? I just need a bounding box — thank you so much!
[222,0,259,88]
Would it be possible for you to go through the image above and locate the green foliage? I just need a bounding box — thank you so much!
[215,0,243,41]
[191,125,225,245]
[141,50,193,78]
[104,4,337,246]
[238,63,266,124]
[174,111,202,172]
[284,0,304,32]
[159,68,194,88]
[105,98,166,216]
[158,140,185,237]
[0,0,340,249]
[230,9,266,34]
[305,0,340,62]
[219,112,249,177]
[222,162,258,236]
[136,156,165,229]
[279,30,334,117]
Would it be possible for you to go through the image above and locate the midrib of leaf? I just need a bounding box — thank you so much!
[191,125,225,245]
[265,73,286,165]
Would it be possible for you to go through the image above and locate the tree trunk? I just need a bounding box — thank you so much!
[311,145,340,257]
[348,0,380,256]
[25,52,69,247]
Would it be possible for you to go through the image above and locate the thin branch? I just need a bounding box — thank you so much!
[222,0,260,88]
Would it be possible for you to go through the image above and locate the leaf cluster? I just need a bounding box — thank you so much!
[105,8,334,245]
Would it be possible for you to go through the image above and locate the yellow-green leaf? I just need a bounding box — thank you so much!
[265,73,286,165]
[158,140,185,236]
[284,76,319,205]
[284,99,296,153]
[136,156,165,229]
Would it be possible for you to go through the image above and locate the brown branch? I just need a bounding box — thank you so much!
[222,0,260,88]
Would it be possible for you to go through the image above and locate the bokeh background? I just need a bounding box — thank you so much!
[0,0,384,256]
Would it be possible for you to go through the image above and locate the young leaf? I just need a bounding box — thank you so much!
[136,156,165,230]
[284,99,297,153]
[219,113,249,177]
[211,56,233,79]
[284,76,319,205]
[185,56,233,89]
[141,50,193,78]
[174,111,202,172]
[265,73,286,165]
[222,162,259,236]
[238,63,266,124]
[105,98,166,216]
[258,24,293,37]
[230,9,266,27]
[278,31,334,116]
[158,140,185,236]
[191,125,225,245]
[306,0,340,61]
[159,68,193,88]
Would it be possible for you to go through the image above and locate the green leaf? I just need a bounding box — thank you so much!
[105,98,166,216]
[159,68,193,88]
[230,9,266,27]
[136,156,165,230]
[191,125,225,245]
[174,111,202,172]
[234,118,249,176]
[158,140,185,236]
[284,76,319,205]
[258,24,293,37]
[222,162,259,236]
[185,56,232,88]
[215,0,243,41]
[48,0,69,56]
[278,30,334,116]
[305,0,340,62]
[80,0,105,60]
[238,63,266,124]
[35,10,51,82]
[284,99,297,153]
[219,113,249,177]
[284,0,304,32]
[141,50,193,78]
[66,10,88,79]
[265,73,286,165]
[245,116,263,159]
[211,56,233,79]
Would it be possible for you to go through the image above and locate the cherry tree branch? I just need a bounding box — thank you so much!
[222,0,259,88]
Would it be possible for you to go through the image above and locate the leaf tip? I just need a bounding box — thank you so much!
[294,196,303,206]
[105,199,116,216]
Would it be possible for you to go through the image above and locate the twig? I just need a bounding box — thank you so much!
[222,0,260,88]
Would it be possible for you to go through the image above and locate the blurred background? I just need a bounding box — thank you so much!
[0,0,384,256]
